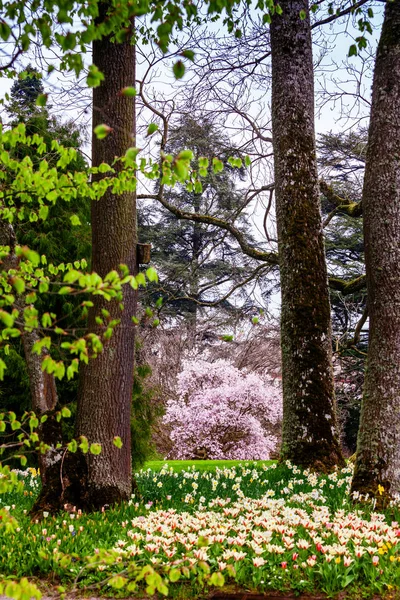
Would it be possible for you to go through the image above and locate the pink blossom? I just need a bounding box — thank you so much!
[164,359,282,459]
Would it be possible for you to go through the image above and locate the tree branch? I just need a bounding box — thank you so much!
[346,302,368,348]
[138,191,366,296]
[138,192,279,265]
[311,0,374,30]
[320,180,363,217]
[329,274,366,294]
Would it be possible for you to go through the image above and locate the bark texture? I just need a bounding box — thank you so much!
[0,221,61,489]
[270,0,344,471]
[75,13,137,508]
[351,0,400,501]
[33,11,138,514]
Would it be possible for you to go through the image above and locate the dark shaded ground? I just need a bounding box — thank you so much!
[1,592,397,600]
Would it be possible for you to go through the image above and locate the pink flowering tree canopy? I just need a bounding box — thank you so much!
[163,359,282,460]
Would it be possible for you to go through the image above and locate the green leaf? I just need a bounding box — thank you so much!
[113,436,123,448]
[146,267,158,282]
[212,158,224,174]
[0,310,14,327]
[181,49,195,61]
[299,9,306,19]
[108,576,127,590]
[221,334,234,342]
[120,86,137,97]
[79,436,89,453]
[169,569,181,582]
[12,277,25,294]
[0,358,6,381]
[36,94,48,107]
[90,443,101,455]
[177,149,194,161]
[136,272,146,287]
[59,286,73,295]
[147,123,159,136]
[0,21,11,41]
[348,44,357,57]
[67,439,78,453]
[70,214,81,226]
[87,64,105,88]
[210,572,225,587]
[173,60,185,79]
[94,124,113,140]
[39,205,49,220]
[61,406,71,418]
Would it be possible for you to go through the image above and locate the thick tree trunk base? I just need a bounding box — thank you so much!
[281,443,344,474]
[30,451,89,519]
[30,449,139,519]
[350,466,391,510]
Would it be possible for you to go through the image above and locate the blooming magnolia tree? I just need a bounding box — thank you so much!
[164,359,282,460]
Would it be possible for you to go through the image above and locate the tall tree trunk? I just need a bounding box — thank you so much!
[270,0,344,471]
[75,11,137,508]
[351,0,400,501]
[30,10,137,515]
[0,221,61,487]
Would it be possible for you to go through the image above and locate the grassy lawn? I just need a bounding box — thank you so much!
[143,459,274,472]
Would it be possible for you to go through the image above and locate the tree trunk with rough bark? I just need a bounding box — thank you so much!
[351,0,400,502]
[270,0,344,471]
[75,15,137,509]
[32,11,137,515]
[0,221,62,488]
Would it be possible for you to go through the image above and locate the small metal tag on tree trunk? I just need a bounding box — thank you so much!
[137,243,151,264]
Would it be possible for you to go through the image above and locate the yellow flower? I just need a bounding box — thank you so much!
[335,557,341,564]
[377,484,384,495]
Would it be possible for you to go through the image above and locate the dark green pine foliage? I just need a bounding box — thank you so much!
[140,115,264,323]
[319,129,366,342]
[318,129,367,453]
[0,68,91,425]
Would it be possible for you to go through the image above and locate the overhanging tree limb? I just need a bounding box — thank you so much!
[137,192,279,265]
[329,274,366,294]
[320,180,363,217]
[138,189,366,295]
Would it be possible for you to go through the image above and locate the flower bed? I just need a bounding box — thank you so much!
[1,462,400,598]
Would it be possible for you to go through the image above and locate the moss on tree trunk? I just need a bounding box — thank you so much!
[351,0,400,504]
[270,0,344,471]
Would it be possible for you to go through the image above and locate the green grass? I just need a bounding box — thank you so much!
[143,459,274,472]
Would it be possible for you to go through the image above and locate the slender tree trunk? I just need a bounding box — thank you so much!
[270,0,344,471]
[0,221,62,488]
[75,12,137,508]
[351,0,400,502]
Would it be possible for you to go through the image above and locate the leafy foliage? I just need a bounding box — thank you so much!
[139,115,262,321]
